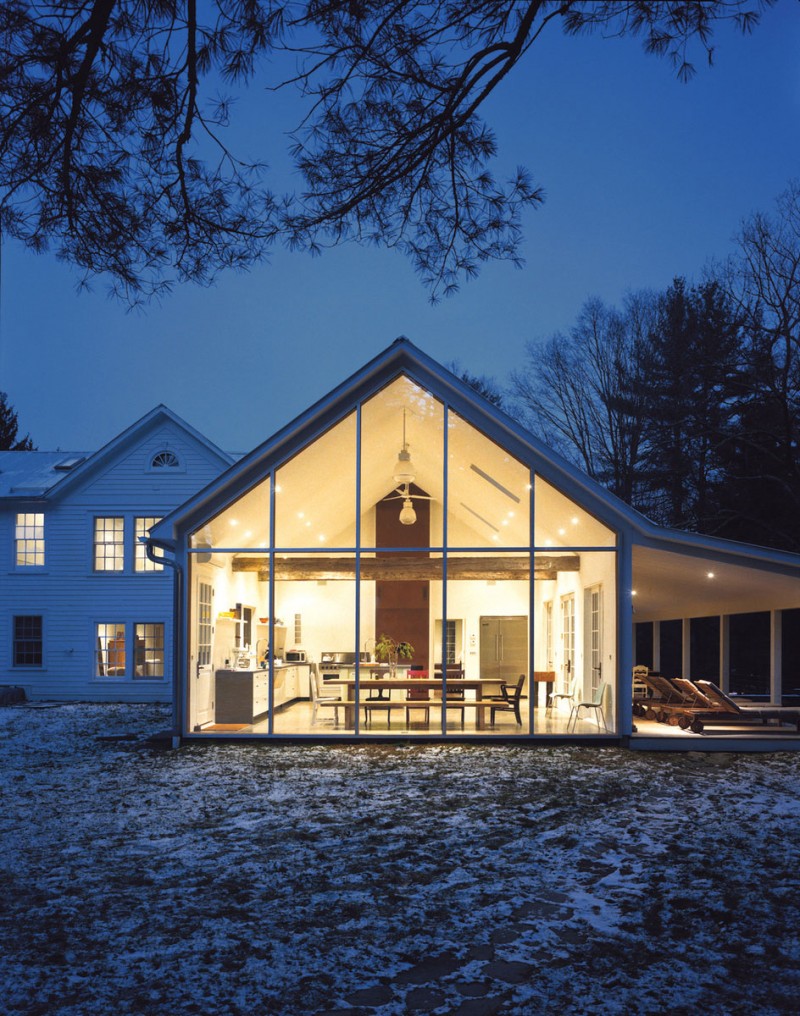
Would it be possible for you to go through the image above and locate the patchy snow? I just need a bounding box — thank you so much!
[2,703,800,1015]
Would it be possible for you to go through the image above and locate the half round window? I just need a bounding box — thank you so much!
[151,450,180,469]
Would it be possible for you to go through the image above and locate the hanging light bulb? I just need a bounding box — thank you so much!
[392,408,416,487]
[399,497,417,526]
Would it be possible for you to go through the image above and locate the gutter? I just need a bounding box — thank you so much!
[144,537,182,748]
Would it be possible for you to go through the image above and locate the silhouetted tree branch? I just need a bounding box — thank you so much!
[0,1,775,302]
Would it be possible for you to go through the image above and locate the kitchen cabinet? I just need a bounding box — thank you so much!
[215,665,310,722]
[273,664,310,709]
[215,669,269,724]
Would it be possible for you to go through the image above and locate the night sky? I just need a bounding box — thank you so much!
[2,4,799,454]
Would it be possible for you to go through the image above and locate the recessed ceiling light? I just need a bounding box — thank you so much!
[631,590,637,597]
[558,528,566,536]
[318,534,326,542]
[707,572,715,579]
[274,484,282,493]
[229,519,238,526]
[297,511,304,519]
[571,516,579,525]
[243,530,252,539]
[544,538,553,547]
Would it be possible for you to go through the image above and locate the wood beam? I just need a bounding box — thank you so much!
[231,555,579,581]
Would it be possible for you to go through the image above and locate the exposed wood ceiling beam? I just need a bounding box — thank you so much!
[231,555,579,581]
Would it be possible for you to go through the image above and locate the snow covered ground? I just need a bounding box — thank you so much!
[2,703,799,1016]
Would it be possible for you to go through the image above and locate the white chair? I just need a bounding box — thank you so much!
[310,667,344,726]
[567,681,608,732]
[546,675,578,716]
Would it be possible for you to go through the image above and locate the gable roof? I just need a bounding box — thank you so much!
[150,339,631,538]
[0,405,234,502]
[150,338,800,576]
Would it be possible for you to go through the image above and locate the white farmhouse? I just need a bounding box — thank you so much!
[0,406,233,701]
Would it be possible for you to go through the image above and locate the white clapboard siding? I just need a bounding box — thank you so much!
[1,410,231,702]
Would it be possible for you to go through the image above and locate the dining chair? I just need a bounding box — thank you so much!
[362,668,395,727]
[405,669,430,727]
[434,663,468,728]
[488,674,526,726]
[567,681,608,732]
[309,667,344,726]
[546,675,579,716]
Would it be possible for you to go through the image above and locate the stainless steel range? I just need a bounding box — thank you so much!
[319,651,371,682]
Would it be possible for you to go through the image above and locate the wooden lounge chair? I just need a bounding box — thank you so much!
[634,674,688,722]
[692,680,800,733]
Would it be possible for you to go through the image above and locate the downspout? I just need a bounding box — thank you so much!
[145,537,183,748]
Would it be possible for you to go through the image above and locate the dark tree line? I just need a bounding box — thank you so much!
[0,1,775,302]
[511,182,800,552]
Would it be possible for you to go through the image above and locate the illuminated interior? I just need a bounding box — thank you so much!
[185,375,617,736]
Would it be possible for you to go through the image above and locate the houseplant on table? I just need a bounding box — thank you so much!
[374,634,415,677]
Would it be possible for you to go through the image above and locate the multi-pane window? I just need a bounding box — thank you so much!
[15,513,44,566]
[135,624,165,678]
[96,624,126,676]
[94,517,124,571]
[561,594,575,694]
[135,517,164,572]
[198,583,213,667]
[445,619,457,665]
[13,615,43,666]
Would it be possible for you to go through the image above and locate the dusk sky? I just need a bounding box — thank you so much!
[2,3,800,454]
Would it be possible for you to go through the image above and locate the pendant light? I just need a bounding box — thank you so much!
[393,409,417,525]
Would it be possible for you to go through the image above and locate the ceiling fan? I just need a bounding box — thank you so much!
[384,409,434,525]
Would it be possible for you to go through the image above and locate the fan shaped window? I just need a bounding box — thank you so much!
[151,450,180,469]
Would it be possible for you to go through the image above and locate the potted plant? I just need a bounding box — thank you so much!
[374,634,414,677]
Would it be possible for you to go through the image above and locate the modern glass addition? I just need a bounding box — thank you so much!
[15,513,44,567]
[186,375,618,737]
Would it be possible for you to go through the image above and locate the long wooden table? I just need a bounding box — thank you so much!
[327,675,511,730]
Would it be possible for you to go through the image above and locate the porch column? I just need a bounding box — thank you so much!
[652,622,661,672]
[719,615,730,693]
[770,610,783,704]
[618,535,634,737]
[682,618,691,678]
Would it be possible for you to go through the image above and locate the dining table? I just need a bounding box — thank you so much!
[327,671,511,729]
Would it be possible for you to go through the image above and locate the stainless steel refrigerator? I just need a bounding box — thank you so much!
[479,615,528,681]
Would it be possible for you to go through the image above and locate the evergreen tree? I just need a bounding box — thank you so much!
[0,392,35,450]
[639,279,740,531]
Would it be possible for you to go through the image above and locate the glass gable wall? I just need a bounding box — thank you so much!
[186,375,617,736]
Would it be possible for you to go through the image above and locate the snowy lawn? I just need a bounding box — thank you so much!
[1,703,799,1016]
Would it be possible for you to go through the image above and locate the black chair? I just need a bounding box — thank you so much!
[363,668,394,727]
[489,674,526,726]
[435,663,468,728]
[405,668,430,727]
